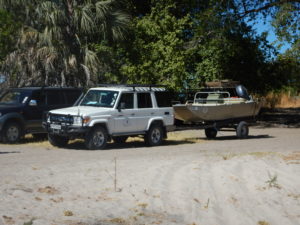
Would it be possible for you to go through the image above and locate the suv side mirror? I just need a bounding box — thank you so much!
[29,99,37,106]
[118,102,126,112]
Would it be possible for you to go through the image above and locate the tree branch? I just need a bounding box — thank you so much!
[239,0,300,18]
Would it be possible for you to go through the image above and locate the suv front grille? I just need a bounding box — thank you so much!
[50,114,74,124]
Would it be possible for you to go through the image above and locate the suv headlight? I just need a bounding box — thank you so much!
[73,116,82,126]
[83,116,91,124]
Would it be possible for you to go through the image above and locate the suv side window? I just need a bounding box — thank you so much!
[137,92,152,108]
[118,93,134,109]
[31,91,46,106]
[46,90,62,106]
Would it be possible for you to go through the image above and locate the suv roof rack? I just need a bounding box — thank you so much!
[97,84,167,91]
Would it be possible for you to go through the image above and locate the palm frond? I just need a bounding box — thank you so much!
[80,3,95,34]
[95,0,112,20]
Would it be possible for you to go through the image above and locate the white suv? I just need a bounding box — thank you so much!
[44,85,174,149]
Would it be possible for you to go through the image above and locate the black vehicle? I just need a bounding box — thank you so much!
[0,87,83,143]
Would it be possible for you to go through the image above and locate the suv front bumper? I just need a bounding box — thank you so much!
[44,122,90,137]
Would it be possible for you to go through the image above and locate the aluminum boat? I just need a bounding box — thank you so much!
[173,82,261,122]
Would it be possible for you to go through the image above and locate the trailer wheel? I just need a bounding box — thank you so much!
[205,128,217,139]
[236,121,249,139]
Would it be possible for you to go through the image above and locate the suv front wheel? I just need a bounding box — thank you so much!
[145,123,164,146]
[48,134,69,147]
[85,126,108,150]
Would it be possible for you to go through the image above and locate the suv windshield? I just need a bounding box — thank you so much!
[0,90,30,105]
[80,90,119,108]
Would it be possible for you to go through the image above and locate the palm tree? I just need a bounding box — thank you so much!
[0,0,130,87]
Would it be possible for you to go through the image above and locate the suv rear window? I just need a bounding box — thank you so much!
[137,93,152,108]
[155,91,173,107]
[64,90,82,104]
[47,90,62,105]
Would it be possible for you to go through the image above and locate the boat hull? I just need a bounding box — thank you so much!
[173,101,261,122]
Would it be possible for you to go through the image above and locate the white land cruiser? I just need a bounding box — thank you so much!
[44,85,174,149]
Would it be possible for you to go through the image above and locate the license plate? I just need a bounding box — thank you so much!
[50,124,61,130]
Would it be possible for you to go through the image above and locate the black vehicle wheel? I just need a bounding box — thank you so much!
[236,121,249,139]
[205,127,217,139]
[113,136,128,144]
[145,123,164,146]
[85,126,108,150]
[2,122,22,143]
[48,134,69,147]
[32,133,47,140]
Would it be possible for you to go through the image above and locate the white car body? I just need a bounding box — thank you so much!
[45,86,174,148]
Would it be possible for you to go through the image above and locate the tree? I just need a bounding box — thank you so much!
[120,2,190,89]
[0,10,20,61]
[118,0,278,92]
[0,0,130,87]
[234,0,300,52]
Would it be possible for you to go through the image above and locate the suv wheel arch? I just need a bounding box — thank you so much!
[147,120,167,138]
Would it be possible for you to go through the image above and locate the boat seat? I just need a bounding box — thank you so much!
[206,93,224,104]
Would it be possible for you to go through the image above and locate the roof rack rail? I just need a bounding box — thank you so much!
[97,84,167,91]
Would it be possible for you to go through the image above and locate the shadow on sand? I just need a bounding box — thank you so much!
[0,151,20,154]
[63,138,198,151]
[61,133,273,151]
[206,134,273,141]
[257,107,300,128]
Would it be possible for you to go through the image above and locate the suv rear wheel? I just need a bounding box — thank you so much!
[145,123,163,146]
[2,122,22,143]
[85,126,108,150]
[48,134,69,147]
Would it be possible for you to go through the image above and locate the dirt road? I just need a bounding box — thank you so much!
[0,127,299,225]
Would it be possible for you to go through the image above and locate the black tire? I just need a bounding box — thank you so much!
[145,123,164,146]
[85,126,108,150]
[113,136,128,144]
[236,121,249,139]
[2,121,22,143]
[205,127,217,139]
[48,134,69,147]
[32,133,48,140]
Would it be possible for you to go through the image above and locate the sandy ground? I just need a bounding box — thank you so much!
[0,127,300,225]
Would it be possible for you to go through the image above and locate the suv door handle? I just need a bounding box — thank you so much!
[131,113,135,116]
[151,112,155,115]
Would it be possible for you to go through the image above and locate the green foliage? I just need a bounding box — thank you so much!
[0,0,298,93]
[120,3,190,89]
